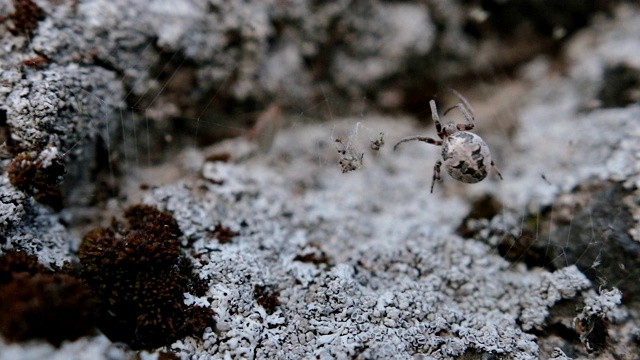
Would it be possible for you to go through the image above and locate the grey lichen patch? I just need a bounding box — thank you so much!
[550,347,572,360]
[129,134,600,359]
[7,0,438,123]
[1,62,122,214]
[329,3,435,94]
[0,202,76,267]
[495,8,640,209]
[4,63,122,152]
[0,334,129,360]
[0,171,28,230]
[519,265,591,331]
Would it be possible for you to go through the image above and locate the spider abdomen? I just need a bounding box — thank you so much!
[441,132,491,183]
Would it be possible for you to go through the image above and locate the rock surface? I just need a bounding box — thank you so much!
[1,1,639,359]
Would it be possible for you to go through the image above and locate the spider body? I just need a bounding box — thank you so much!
[394,91,502,192]
[441,131,491,183]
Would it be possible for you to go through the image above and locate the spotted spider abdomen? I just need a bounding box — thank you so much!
[441,131,492,183]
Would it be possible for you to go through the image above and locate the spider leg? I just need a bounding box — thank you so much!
[393,136,443,151]
[491,160,503,180]
[429,100,446,139]
[443,103,475,123]
[431,160,442,193]
[449,89,476,119]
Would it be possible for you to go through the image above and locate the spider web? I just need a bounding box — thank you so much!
[60,41,634,295]
[497,180,637,291]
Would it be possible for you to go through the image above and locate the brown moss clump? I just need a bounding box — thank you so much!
[0,249,49,283]
[253,285,281,315]
[7,151,66,211]
[0,250,96,346]
[0,273,96,346]
[208,223,237,244]
[183,305,216,337]
[156,351,181,360]
[293,243,331,267]
[78,205,215,349]
[1,0,46,36]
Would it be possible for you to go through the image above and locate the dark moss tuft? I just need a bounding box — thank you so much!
[7,151,66,211]
[0,249,50,284]
[78,204,213,349]
[293,243,331,268]
[208,223,237,244]
[7,152,37,192]
[124,204,182,239]
[253,285,281,315]
[0,251,96,346]
[3,0,46,36]
[183,305,216,337]
[156,351,182,360]
[178,256,209,297]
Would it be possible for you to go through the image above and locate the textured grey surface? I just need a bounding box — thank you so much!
[1,1,640,359]
[0,335,128,360]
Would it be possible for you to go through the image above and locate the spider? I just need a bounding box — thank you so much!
[393,91,502,193]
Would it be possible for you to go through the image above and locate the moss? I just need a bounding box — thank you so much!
[7,151,66,211]
[183,305,216,337]
[0,250,96,346]
[156,351,181,360]
[21,56,50,70]
[0,249,50,284]
[0,273,96,346]
[293,243,331,267]
[253,284,281,315]
[1,0,46,36]
[78,205,215,349]
[208,223,237,244]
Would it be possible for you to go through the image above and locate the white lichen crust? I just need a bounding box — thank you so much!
[136,138,590,359]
